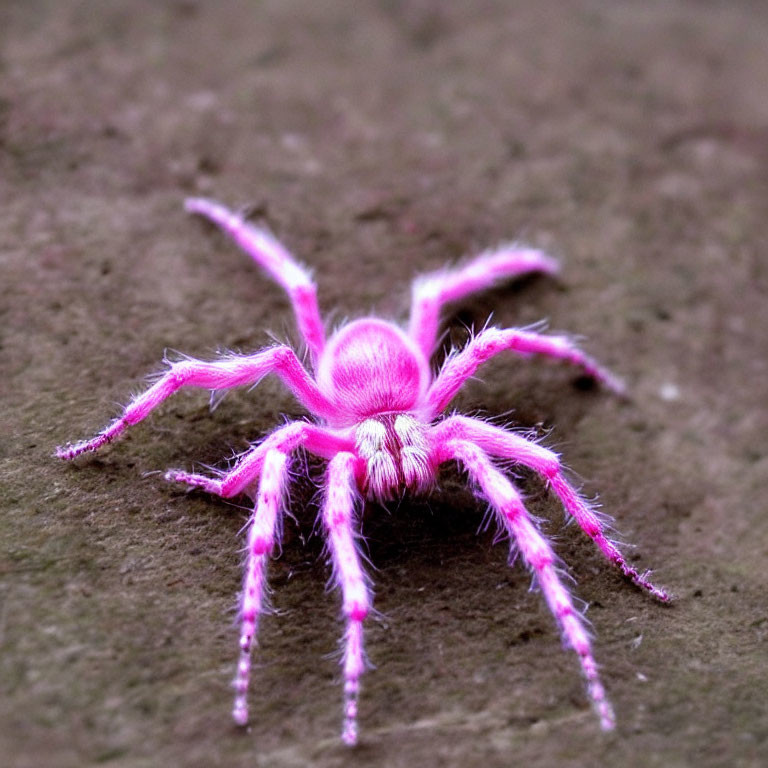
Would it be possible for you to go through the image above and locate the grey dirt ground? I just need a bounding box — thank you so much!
[2,2,767,767]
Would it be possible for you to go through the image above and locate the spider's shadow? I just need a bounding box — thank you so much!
[361,470,494,570]
[267,458,515,584]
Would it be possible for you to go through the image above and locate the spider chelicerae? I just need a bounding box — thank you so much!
[58,197,669,745]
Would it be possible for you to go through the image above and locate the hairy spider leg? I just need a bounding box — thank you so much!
[321,452,371,746]
[408,245,559,359]
[233,448,290,726]
[56,346,336,459]
[426,326,625,416]
[443,439,615,730]
[166,421,355,497]
[185,197,326,365]
[431,417,670,602]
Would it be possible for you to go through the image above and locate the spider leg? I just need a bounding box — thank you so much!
[56,346,336,459]
[430,416,670,602]
[408,245,559,359]
[233,448,290,726]
[166,421,355,498]
[321,452,371,746]
[185,197,326,365]
[441,439,615,730]
[426,326,624,416]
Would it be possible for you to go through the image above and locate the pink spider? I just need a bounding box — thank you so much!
[57,197,669,745]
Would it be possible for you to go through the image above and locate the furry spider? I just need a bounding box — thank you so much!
[58,197,669,745]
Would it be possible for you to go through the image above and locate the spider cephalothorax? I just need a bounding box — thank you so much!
[58,198,669,746]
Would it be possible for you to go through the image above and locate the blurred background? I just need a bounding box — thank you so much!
[1,1,767,766]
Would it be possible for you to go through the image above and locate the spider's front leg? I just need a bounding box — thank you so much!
[56,346,335,460]
[426,326,625,416]
[165,421,354,498]
[431,416,670,602]
[172,430,369,743]
[233,447,290,726]
[438,439,615,730]
[321,452,371,746]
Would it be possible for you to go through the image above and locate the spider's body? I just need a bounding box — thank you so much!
[58,198,669,746]
[318,318,429,425]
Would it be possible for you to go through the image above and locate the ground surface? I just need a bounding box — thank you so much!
[2,1,767,766]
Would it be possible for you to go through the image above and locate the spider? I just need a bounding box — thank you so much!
[57,197,669,746]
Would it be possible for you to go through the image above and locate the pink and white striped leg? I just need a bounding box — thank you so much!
[430,417,670,602]
[165,420,354,498]
[165,421,355,499]
[445,439,615,730]
[409,245,559,359]
[427,327,624,416]
[233,448,290,726]
[321,452,370,746]
[185,197,326,365]
[56,346,335,460]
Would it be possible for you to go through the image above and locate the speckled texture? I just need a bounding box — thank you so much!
[2,1,767,766]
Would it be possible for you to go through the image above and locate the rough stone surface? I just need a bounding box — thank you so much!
[2,2,767,766]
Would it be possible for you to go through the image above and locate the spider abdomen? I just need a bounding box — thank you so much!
[317,319,430,425]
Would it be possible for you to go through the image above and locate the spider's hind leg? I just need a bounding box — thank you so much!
[426,327,625,417]
[185,197,326,365]
[408,244,559,359]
